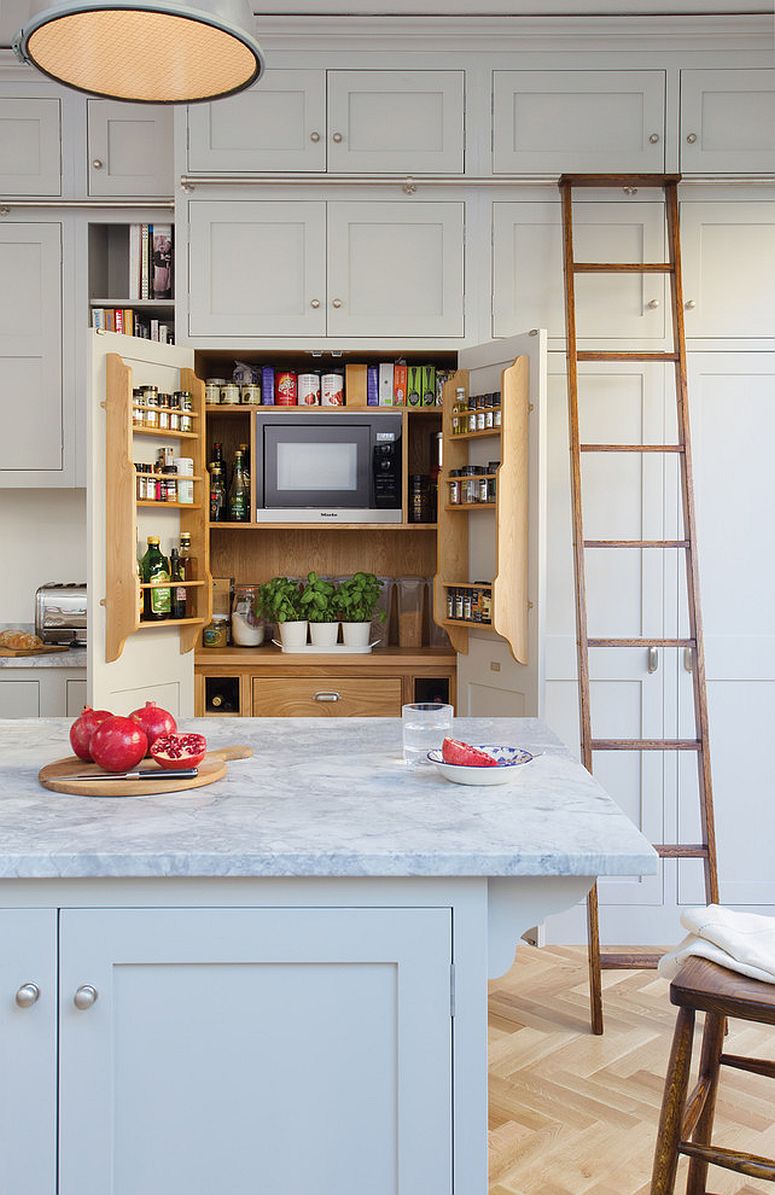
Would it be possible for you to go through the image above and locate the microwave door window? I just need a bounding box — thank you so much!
[264,426,371,509]
[277,441,358,493]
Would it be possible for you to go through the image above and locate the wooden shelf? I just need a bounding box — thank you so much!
[140,580,207,589]
[442,618,495,631]
[204,405,443,415]
[136,472,202,481]
[92,298,174,308]
[443,581,493,590]
[133,426,198,440]
[209,521,438,532]
[136,501,202,510]
[444,504,497,512]
[139,617,205,629]
[449,427,501,442]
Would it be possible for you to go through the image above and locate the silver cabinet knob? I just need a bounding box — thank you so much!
[646,298,661,309]
[686,133,698,144]
[314,691,342,703]
[92,159,103,169]
[310,298,321,308]
[685,299,696,310]
[73,985,98,1010]
[15,983,40,1008]
[310,131,321,143]
[332,298,343,309]
[648,133,660,144]
[332,132,343,143]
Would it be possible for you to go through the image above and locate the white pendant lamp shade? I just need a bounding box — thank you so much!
[13,0,264,103]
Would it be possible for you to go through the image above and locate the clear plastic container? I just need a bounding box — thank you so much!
[396,576,425,648]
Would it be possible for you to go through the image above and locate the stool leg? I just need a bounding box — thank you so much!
[651,1006,696,1195]
[686,1011,725,1195]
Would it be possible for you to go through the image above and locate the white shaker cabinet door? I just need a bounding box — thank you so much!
[0,97,60,195]
[188,200,326,337]
[493,70,665,174]
[87,100,173,197]
[0,678,40,716]
[680,69,775,174]
[327,70,464,173]
[328,201,464,338]
[0,909,57,1195]
[0,222,63,479]
[681,202,775,340]
[187,69,326,172]
[59,907,453,1195]
[493,201,666,341]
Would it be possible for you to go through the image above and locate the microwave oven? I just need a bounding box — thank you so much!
[255,411,403,523]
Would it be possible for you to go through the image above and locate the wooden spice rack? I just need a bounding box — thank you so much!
[433,357,529,661]
[104,353,212,662]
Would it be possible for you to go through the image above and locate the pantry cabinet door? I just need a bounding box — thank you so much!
[188,200,326,337]
[187,70,326,172]
[87,101,173,197]
[681,202,775,340]
[680,69,775,174]
[0,909,57,1195]
[59,907,453,1195]
[492,70,665,174]
[0,678,40,716]
[0,222,63,480]
[327,201,464,338]
[327,70,464,173]
[0,97,60,195]
[493,201,666,342]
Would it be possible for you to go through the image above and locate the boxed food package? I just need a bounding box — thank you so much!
[393,362,408,406]
[345,363,368,407]
[379,363,395,406]
[407,364,422,406]
[261,366,275,405]
[421,364,436,407]
[367,365,379,406]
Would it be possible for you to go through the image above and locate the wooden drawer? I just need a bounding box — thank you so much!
[251,676,403,717]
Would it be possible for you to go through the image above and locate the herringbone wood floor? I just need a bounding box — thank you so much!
[489,946,775,1195]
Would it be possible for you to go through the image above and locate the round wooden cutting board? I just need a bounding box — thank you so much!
[38,745,252,798]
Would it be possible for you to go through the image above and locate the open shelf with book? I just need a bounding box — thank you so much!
[89,221,174,342]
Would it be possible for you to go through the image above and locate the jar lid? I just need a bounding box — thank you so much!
[212,614,230,624]
[206,377,226,384]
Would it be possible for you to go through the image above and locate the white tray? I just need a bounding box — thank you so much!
[272,639,381,655]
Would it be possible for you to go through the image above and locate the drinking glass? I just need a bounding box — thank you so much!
[402,702,454,767]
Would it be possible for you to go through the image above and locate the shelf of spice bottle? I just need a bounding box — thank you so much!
[442,580,493,590]
[139,580,207,589]
[136,501,202,510]
[138,617,205,628]
[441,618,495,630]
[133,426,199,440]
[444,503,496,512]
[450,427,501,441]
[132,405,198,417]
[135,471,203,481]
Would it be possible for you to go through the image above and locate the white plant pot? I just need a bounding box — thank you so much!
[310,621,340,648]
[342,621,372,649]
[279,620,308,649]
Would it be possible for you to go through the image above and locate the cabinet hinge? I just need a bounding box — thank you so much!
[450,963,456,1018]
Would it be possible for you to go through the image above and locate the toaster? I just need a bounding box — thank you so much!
[35,583,87,646]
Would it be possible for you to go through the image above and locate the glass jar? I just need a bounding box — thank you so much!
[467,398,477,433]
[132,388,145,427]
[493,391,502,429]
[241,383,261,405]
[178,391,193,433]
[484,395,494,430]
[143,387,159,428]
[454,589,464,620]
[462,465,479,505]
[481,589,493,624]
[479,474,489,503]
[202,615,229,648]
[446,589,455,619]
[476,397,486,432]
[205,378,225,404]
[221,383,240,406]
[158,393,170,430]
[448,471,461,505]
[164,467,177,502]
[231,585,265,647]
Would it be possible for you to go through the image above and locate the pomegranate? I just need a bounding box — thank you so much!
[150,733,208,770]
[441,738,498,768]
[69,706,113,762]
[129,701,177,757]
[90,716,148,773]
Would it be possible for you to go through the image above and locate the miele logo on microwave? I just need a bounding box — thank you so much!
[320,511,339,518]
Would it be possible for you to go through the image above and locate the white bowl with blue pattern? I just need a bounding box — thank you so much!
[427,744,534,786]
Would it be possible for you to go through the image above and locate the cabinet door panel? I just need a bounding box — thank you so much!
[328,70,464,173]
[0,909,57,1193]
[328,201,464,337]
[0,97,60,195]
[681,202,775,339]
[493,201,666,341]
[681,69,775,174]
[0,223,62,473]
[187,70,326,172]
[60,907,452,1195]
[0,679,40,716]
[188,200,326,337]
[493,70,665,174]
[87,101,173,197]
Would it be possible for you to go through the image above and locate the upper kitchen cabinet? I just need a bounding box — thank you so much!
[680,69,775,174]
[492,201,666,341]
[0,97,60,195]
[327,201,464,338]
[492,70,665,175]
[327,71,464,173]
[188,200,327,338]
[87,101,173,197]
[681,202,775,340]
[187,70,327,173]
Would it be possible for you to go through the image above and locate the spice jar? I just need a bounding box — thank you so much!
[221,383,240,406]
[448,471,461,505]
[132,389,145,427]
[205,378,224,404]
[241,384,261,405]
[202,615,229,648]
[479,473,490,503]
[163,466,178,502]
[143,386,159,428]
[493,391,502,429]
[446,589,455,619]
[158,393,170,430]
[178,391,193,433]
[467,397,477,433]
[476,397,486,432]
[462,465,479,504]
[484,395,494,430]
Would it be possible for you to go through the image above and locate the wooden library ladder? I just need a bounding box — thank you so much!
[560,174,719,1035]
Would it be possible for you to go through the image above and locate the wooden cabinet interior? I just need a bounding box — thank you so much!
[104,354,212,662]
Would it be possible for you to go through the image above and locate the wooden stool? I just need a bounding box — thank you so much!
[651,955,775,1193]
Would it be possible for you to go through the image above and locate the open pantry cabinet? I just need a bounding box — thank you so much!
[87,331,212,716]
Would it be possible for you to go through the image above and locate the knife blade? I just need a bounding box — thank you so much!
[70,768,199,781]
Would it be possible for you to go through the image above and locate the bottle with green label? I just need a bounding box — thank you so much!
[228,449,249,522]
[141,536,171,620]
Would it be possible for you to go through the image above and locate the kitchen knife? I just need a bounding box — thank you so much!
[70,768,199,781]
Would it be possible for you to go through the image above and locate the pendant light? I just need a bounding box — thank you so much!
[12,0,264,104]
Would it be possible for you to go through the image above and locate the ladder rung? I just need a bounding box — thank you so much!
[576,351,680,362]
[590,739,702,751]
[600,952,661,970]
[587,638,694,647]
[656,844,709,858]
[560,173,682,188]
[573,262,675,273]
[584,539,690,548]
[678,1141,775,1182]
[580,443,684,454]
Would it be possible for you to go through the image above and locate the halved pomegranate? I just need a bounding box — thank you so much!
[129,701,177,756]
[69,706,113,762]
[441,738,498,767]
[150,732,208,770]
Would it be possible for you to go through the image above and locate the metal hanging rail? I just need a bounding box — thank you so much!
[178,173,775,192]
[0,199,174,211]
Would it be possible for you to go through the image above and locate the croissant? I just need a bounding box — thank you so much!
[0,630,45,650]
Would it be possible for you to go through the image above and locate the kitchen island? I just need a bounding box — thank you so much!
[0,716,655,1195]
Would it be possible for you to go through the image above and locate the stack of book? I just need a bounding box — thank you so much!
[129,223,174,301]
[91,309,174,342]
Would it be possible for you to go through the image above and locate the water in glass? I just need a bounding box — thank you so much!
[402,702,453,767]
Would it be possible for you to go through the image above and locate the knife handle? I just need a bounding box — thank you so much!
[208,745,253,762]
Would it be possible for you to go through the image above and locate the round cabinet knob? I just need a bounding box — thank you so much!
[686,133,698,144]
[646,298,661,309]
[685,299,696,310]
[648,133,660,144]
[332,132,343,144]
[15,983,40,1008]
[73,984,98,1010]
[332,298,343,309]
[309,131,321,143]
[310,298,321,308]
[92,159,104,169]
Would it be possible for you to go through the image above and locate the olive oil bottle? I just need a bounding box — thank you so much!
[141,536,171,620]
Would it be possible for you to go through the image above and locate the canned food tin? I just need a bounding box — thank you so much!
[220,383,240,406]
[205,379,225,404]
[321,373,344,407]
[276,371,298,406]
[298,373,321,406]
[241,384,261,405]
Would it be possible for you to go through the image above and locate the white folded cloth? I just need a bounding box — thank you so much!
[658,905,775,985]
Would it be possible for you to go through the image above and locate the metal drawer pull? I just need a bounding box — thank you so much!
[15,983,40,1008]
[314,691,342,703]
[74,985,98,1010]
[647,646,659,674]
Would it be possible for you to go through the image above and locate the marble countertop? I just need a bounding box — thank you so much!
[0,717,657,880]
[0,648,86,669]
